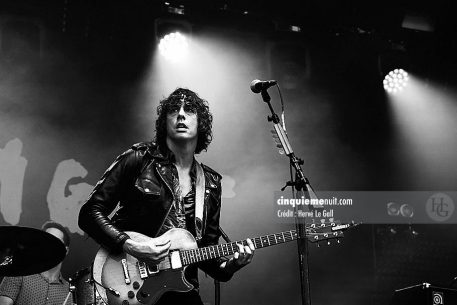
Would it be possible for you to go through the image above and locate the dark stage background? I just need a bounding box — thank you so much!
[1,1,457,305]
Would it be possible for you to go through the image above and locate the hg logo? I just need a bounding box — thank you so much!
[426,193,455,222]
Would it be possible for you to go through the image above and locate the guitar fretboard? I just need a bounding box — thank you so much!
[180,230,298,266]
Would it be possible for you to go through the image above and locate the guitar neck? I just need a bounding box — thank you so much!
[180,230,298,266]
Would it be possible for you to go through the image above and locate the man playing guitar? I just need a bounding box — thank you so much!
[78,88,254,305]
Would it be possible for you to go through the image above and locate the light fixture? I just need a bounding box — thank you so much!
[378,42,410,93]
[155,18,192,62]
[383,69,409,94]
[158,31,188,62]
[402,11,435,32]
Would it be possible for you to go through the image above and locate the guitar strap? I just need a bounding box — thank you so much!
[194,161,205,241]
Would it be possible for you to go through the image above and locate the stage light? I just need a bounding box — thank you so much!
[378,42,410,93]
[155,18,192,63]
[383,69,409,94]
[290,25,301,32]
[402,11,435,32]
[158,31,189,62]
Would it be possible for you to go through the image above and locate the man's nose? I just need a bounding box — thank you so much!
[177,106,186,118]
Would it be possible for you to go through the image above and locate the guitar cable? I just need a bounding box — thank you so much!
[91,277,121,305]
[94,284,109,305]
[93,278,121,297]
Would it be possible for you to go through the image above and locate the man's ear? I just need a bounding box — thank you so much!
[65,246,70,256]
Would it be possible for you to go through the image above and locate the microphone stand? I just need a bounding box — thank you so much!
[63,277,76,305]
[260,89,318,305]
[214,227,232,305]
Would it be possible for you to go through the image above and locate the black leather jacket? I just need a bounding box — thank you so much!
[78,142,232,283]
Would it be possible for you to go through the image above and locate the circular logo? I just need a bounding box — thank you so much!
[387,202,400,216]
[400,204,414,218]
[426,193,455,222]
[432,292,443,305]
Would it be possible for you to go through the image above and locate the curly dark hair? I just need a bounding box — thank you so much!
[155,88,213,154]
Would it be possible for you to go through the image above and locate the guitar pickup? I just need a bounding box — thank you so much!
[170,251,182,269]
[121,259,131,284]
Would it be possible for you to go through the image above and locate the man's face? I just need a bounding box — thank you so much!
[45,227,69,255]
[166,101,198,142]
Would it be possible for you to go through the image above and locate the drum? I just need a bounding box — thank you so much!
[71,266,98,305]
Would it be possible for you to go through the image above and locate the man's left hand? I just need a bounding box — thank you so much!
[223,238,255,274]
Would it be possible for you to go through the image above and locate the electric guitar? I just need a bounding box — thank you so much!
[92,222,352,305]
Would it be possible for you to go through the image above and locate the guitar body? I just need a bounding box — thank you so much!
[92,222,348,305]
[94,229,198,305]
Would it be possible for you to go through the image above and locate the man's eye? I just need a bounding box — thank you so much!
[168,106,180,113]
[184,105,196,113]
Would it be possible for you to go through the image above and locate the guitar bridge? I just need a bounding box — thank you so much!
[137,261,148,279]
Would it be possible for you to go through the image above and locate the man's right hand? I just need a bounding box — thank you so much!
[122,237,171,263]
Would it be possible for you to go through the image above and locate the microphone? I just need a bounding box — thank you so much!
[250,79,277,93]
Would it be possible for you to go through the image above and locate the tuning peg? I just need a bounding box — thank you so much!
[336,239,341,244]
[316,242,320,248]
[327,241,331,245]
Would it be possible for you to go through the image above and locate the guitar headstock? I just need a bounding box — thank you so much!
[304,220,357,246]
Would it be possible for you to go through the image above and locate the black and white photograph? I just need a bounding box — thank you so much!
[1,1,457,305]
